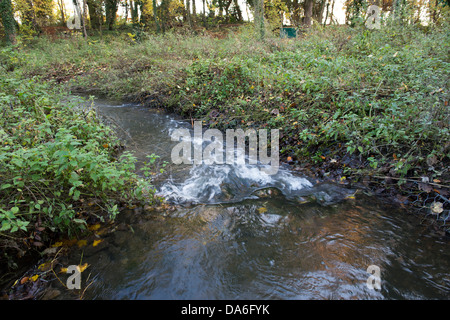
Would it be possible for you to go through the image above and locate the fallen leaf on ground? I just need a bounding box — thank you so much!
[92,239,103,247]
[77,240,87,247]
[88,224,101,231]
[38,261,54,272]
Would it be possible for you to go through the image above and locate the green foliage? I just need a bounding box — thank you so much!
[0,76,158,238]
[0,0,17,44]
[5,22,450,186]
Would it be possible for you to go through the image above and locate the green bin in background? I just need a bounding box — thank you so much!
[280,27,297,38]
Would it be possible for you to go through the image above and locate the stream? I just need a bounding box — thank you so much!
[61,98,449,300]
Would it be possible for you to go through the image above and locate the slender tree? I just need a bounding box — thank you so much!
[202,0,207,27]
[153,0,160,32]
[186,0,193,28]
[87,0,102,29]
[131,0,139,23]
[254,0,264,40]
[0,0,17,44]
[303,0,313,25]
[57,0,67,25]
[105,0,119,29]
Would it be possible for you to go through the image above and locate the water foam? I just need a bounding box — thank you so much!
[158,162,313,204]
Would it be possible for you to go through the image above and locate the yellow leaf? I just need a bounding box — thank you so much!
[92,239,103,247]
[51,241,63,247]
[76,263,89,273]
[30,274,39,282]
[88,224,101,231]
[77,239,87,247]
[38,261,53,272]
[258,207,267,214]
[60,267,68,273]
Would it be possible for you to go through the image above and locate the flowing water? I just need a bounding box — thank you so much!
[63,99,449,300]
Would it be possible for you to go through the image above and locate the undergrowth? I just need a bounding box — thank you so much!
[2,22,449,230]
[0,73,160,269]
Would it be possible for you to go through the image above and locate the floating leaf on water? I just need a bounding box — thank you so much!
[76,263,89,273]
[258,207,267,214]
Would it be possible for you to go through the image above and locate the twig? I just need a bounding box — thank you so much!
[370,175,449,189]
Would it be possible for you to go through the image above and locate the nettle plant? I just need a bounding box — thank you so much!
[0,77,158,236]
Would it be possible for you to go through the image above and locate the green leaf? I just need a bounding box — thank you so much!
[73,218,87,225]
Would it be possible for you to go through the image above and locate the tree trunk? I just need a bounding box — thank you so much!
[25,0,40,32]
[124,0,128,22]
[153,0,160,32]
[329,0,335,24]
[57,0,66,25]
[186,0,193,28]
[202,0,207,27]
[255,0,264,40]
[303,0,313,26]
[224,0,232,18]
[131,1,139,24]
[0,0,17,44]
[105,0,118,30]
[323,0,329,25]
[72,0,87,37]
[87,0,101,29]
[313,0,326,24]
[432,0,439,22]
[292,0,301,25]
[233,0,242,21]
[80,0,88,38]
[218,0,223,16]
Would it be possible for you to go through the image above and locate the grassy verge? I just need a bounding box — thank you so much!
[2,23,449,231]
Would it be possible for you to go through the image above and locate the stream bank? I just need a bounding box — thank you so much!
[2,98,449,300]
